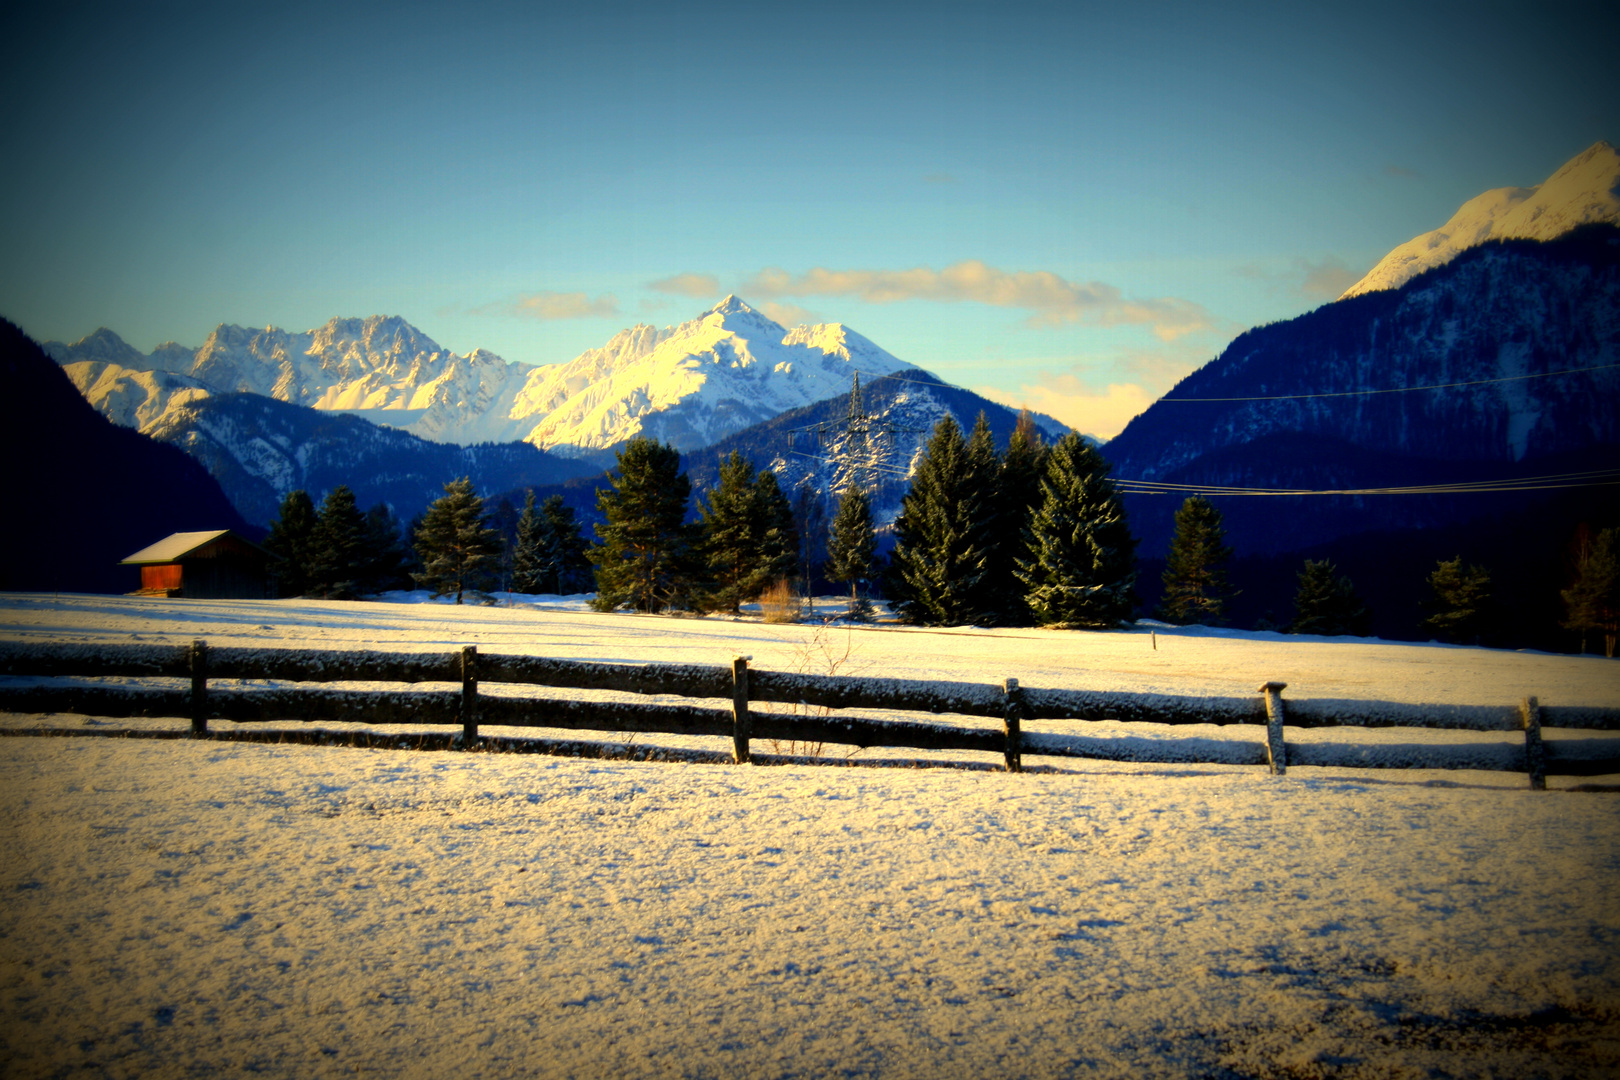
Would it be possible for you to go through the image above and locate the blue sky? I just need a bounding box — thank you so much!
[2,0,1614,437]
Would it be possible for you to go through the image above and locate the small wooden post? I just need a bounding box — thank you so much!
[1259,681,1287,776]
[1002,677,1025,773]
[1521,695,1546,791]
[460,645,479,746]
[189,638,208,736]
[732,655,752,764]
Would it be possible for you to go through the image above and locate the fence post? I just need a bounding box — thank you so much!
[1521,695,1546,791]
[1002,677,1025,773]
[1259,681,1287,776]
[732,655,752,764]
[461,645,479,746]
[189,639,208,736]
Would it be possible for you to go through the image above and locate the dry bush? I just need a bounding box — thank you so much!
[758,579,801,624]
[763,625,864,758]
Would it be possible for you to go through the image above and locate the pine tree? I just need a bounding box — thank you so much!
[511,490,547,594]
[827,487,877,621]
[1287,559,1370,636]
[1421,557,1493,644]
[888,414,998,625]
[539,494,593,594]
[413,477,502,604]
[1157,495,1235,625]
[984,412,1049,625]
[309,485,369,599]
[698,453,798,613]
[359,503,410,593]
[264,489,318,597]
[1016,433,1138,628]
[753,469,799,593]
[589,438,698,613]
[1563,527,1619,657]
[701,453,767,614]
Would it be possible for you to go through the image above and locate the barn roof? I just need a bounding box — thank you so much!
[120,530,272,565]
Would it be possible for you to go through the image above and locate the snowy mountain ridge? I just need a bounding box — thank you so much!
[1341,141,1620,298]
[48,298,917,457]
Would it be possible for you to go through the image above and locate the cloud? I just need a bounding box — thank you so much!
[1297,256,1361,300]
[739,260,1216,339]
[475,292,619,320]
[648,273,720,298]
[977,377,1158,442]
[757,301,820,328]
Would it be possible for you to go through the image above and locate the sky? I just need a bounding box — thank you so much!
[1,0,1615,438]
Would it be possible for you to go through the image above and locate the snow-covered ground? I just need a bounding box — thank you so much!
[3,593,1619,1078]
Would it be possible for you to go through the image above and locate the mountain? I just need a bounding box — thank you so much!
[509,296,918,457]
[144,393,600,527]
[47,298,920,459]
[1108,225,1620,554]
[0,319,254,594]
[1105,225,1620,647]
[49,315,538,447]
[1341,141,1620,298]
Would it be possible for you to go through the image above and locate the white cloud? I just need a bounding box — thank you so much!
[648,273,720,298]
[977,377,1158,442]
[740,260,1215,339]
[476,292,620,320]
[1297,256,1361,300]
[757,301,820,328]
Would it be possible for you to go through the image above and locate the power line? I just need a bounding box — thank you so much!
[1157,362,1620,403]
[1113,467,1620,497]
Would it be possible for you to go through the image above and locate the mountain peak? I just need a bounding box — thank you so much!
[1341,141,1620,298]
[705,294,756,317]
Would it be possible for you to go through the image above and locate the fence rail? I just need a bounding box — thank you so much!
[1,641,1617,787]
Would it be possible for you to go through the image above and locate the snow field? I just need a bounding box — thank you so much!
[3,593,1620,1077]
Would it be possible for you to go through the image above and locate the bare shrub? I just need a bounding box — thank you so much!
[763,626,863,758]
[758,579,801,624]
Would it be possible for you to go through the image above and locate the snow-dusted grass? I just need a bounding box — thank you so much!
[3,593,1619,1078]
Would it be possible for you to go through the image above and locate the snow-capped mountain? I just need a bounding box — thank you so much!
[48,315,538,447]
[1106,225,1620,557]
[48,298,918,457]
[1341,141,1620,298]
[512,296,917,456]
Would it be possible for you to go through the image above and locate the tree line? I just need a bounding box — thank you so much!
[260,416,1620,656]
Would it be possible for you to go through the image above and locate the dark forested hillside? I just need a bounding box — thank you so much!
[0,320,254,593]
[1106,227,1620,650]
[146,392,600,525]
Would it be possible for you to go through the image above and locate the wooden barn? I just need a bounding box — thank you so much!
[120,530,276,600]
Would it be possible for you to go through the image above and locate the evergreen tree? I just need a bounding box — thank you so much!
[702,453,767,614]
[1563,527,1619,657]
[264,489,318,597]
[511,490,547,594]
[1287,559,1370,636]
[1016,433,1138,628]
[539,494,593,593]
[888,414,998,625]
[589,438,698,613]
[698,453,799,614]
[1157,495,1235,625]
[1421,557,1493,644]
[827,487,878,621]
[360,503,410,593]
[309,485,369,599]
[984,412,1049,625]
[413,477,502,603]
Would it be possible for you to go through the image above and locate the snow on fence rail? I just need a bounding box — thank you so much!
[0,641,1616,787]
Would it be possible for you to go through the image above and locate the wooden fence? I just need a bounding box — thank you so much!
[1,641,1617,788]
